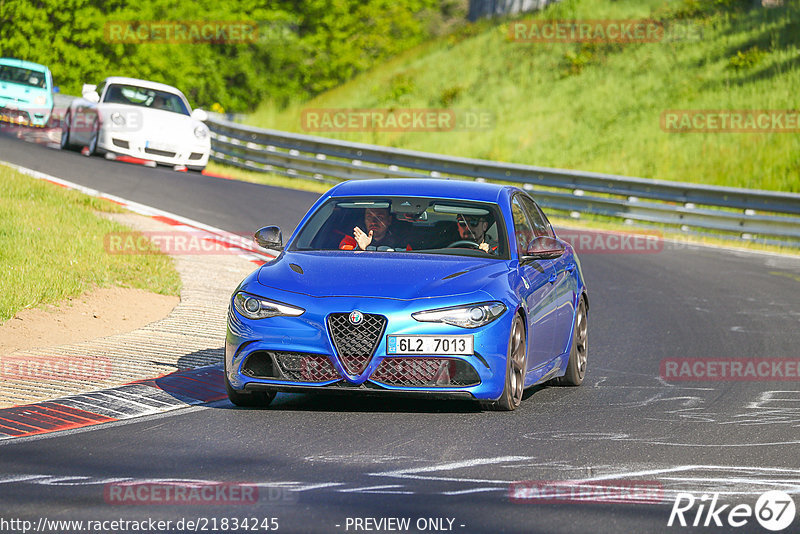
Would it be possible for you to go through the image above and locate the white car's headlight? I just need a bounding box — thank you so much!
[412,302,506,329]
[111,112,125,126]
[233,292,304,320]
[194,125,208,139]
[34,95,47,106]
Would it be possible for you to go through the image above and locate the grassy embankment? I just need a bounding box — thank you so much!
[235,0,799,193]
[0,164,181,322]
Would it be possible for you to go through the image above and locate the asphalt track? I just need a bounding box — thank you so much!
[2,132,800,533]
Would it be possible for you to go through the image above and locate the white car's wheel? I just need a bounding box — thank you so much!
[86,120,99,156]
[60,112,75,151]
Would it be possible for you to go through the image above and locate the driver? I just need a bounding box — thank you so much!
[456,213,498,254]
[340,208,402,250]
[151,95,166,110]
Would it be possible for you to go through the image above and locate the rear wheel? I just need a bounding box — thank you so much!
[551,298,587,386]
[485,314,526,411]
[225,372,276,407]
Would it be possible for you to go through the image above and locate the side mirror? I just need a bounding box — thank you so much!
[254,226,283,250]
[82,84,100,103]
[523,236,565,260]
[53,86,60,93]
[191,108,208,122]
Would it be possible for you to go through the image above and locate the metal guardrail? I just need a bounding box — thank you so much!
[206,116,800,246]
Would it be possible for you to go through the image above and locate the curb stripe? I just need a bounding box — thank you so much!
[0,405,116,437]
[0,365,227,440]
[0,162,260,439]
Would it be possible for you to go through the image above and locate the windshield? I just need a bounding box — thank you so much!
[0,65,47,89]
[291,196,508,259]
[102,84,190,115]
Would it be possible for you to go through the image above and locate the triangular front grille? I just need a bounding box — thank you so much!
[326,312,387,376]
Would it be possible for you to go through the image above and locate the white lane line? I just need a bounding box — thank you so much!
[290,482,345,492]
[659,476,800,488]
[338,484,403,492]
[369,456,534,484]
[441,487,506,496]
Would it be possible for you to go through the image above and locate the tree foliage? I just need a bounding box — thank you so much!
[0,0,463,111]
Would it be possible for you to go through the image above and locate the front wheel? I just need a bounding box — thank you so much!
[86,120,99,156]
[485,314,526,411]
[551,298,587,386]
[225,372,276,407]
[60,112,75,151]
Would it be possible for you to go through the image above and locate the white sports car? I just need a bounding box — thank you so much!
[60,76,210,171]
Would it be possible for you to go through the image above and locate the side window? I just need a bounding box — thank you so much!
[520,195,553,238]
[511,196,535,254]
[96,82,106,101]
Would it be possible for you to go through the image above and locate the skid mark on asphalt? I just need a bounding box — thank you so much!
[574,373,800,430]
[3,460,798,504]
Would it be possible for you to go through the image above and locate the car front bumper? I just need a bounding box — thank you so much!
[225,293,516,402]
[98,128,210,167]
[0,103,52,128]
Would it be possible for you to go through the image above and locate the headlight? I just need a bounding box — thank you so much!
[34,95,47,105]
[232,292,304,320]
[412,302,506,329]
[111,112,125,126]
[194,125,208,139]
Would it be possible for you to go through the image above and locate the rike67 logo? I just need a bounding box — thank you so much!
[668,491,796,531]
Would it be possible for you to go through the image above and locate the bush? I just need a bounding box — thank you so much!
[0,0,463,112]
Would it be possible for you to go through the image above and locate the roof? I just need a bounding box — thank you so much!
[0,58,50,72]
[101,76,187,97]
[329,179,511,203]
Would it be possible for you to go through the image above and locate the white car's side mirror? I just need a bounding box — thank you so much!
[191,108,208,122]
[82,84,100,103]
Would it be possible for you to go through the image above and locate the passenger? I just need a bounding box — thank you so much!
[340,208,403,250]
[456,213,498,254]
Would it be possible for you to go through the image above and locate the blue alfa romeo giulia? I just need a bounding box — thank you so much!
[225,179,588,410]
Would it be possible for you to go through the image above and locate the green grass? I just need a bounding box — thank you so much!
[245,0,800,192]
[0,164,181,322]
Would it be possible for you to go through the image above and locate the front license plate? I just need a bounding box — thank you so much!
[146,140,177,152]
[386,335,473,355]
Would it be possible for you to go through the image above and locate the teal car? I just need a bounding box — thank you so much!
[0,58,55,128]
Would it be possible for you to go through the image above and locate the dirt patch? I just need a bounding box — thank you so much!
[0,287,179,356]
